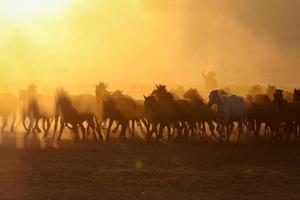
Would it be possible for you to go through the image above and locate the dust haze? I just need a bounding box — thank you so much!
[0,0,299,94]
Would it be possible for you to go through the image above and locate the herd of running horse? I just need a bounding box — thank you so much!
[0,83,300,143]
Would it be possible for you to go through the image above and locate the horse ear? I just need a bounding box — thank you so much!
[143,95,146,98]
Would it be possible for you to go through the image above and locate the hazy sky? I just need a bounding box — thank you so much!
[0,0,299,90]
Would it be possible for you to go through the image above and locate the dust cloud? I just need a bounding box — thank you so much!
[0,0,299,95]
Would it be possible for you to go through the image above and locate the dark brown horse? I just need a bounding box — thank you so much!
[274,89,300,141]
[247,94,280,140]
[54,89,98,142]
[144,94,176,141]
[95,82,141,140]
[183,89,216,139]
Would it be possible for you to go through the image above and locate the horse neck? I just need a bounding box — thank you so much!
[274,97,285,108]
[59,99,77,115]
[145,99,158,113]
[96,90,109,103]
[217,94,226,109]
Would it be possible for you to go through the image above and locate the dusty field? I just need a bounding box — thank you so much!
[0,133,300,200]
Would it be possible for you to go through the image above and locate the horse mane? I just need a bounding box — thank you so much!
[151,85,175,102]
[183,88,204,103]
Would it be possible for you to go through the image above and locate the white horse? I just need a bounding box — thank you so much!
[208,90,247,143]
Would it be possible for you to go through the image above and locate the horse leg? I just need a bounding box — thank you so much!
[158,124,165,141]
[199,121,206,138]
[263,123,268,138]
[188,122,195,139]
[33,118,41,135]
[79,123,86,141]
[208,120,216,139]
[26,115,35,136]
[152,123,159,140]
[176,122,183,141]
[95,120,103,141]
[166,124,171,142]
[179,122,186,139]
[86,123,91,137]
[183,122,189,139]
[226,122,232,143]
[131,120,135,137]
[146,123,154,141]
[184,122,189,139]
[112,122,120,133]
[119,122,127,140]
[1,117,7,133]
[296,120,300,138]
[73,125,79,142]
[43,118,51,139]
[286,122,293,142]
[42,118,46,134]
[145,123,152,140]
[106,119,114,141]
[10,114,16,133]
[282,122,288,142]
[255,121,261,138]
[150,123,156,139]
[142,119,151,136]
[137,119,145,134]
[90,120,98,142]
[35,118,41,133]
[22,116,29,133]
[216,120,223,140]
[236,121,243,143]
[53,117,62,140]
[53,115,59,138]
[57,122,65,142]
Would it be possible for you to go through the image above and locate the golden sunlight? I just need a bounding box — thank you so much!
[0,0,71,21]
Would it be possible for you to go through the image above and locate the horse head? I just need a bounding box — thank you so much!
[95,82,109,99]
[273,89,284,103]
[207,90,221,108]
[293,89,300,102]
[151,85,174,102]
[266,85,276,96]
[143,95,158,114]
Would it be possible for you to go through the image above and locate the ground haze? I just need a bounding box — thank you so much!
[0,134,299,200]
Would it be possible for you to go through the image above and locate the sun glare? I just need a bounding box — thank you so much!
[0,0,71,21]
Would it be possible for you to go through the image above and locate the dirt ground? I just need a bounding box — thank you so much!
[0,133,300,200]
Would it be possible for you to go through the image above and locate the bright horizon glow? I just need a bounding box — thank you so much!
[0,0,71,21]
[0,0,299,94]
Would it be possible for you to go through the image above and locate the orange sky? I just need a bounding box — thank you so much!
[0,0,299,92]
